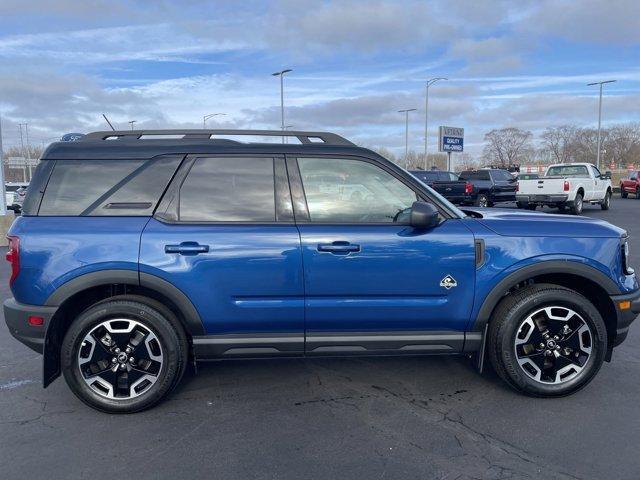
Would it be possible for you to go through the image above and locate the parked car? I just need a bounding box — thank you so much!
[516,163,612,215]
[620,171,640,199]
[4,182,29,211]
[409,170,472,204]
[458,169,517,207]
[4,129,638,413]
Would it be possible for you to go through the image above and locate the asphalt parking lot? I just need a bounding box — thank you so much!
[1,198,639,480]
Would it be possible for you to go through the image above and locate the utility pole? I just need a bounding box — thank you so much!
[272,69,292,143]
[424,77,447,170]
[18,124,26,182]
[0,113,6,215]
[398,108,417,169]
[24,123,32,181]
[587,79,616,171]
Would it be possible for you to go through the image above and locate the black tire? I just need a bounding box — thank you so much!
[571,193,583,215]
[636,187,640,200]
[601,191,611,210]
[488,284,606,397]
[475,193,489,208]
[620,186,627,198]
[61,295,188,413]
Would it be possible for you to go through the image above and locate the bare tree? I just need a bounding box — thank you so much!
[604,123,640,168]
[482,127,534,167]
[540,125,578,164]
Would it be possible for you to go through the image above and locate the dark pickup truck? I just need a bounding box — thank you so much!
[410,170,471,204]
[458,169,517,207]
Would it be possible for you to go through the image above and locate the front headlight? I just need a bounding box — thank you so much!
[622,237,634,275]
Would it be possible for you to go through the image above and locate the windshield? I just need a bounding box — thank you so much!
[546,165,589,177]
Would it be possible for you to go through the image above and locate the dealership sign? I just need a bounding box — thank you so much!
[438,126,464,152]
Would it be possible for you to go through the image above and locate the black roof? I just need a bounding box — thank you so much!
[42,129,369,160]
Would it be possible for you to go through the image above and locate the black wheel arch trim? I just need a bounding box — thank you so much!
[42,269,205,388]
[473,260,621,332]
[44,269,205,336]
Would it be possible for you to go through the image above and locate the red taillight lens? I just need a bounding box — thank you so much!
[464,182,473,194]
[563,181,570,192]
[515,182,519,192]
[28,316,44,326]
[6,236,20,285]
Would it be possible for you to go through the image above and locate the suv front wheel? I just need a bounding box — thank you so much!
[61,295,188,413]
[488,284,606,397]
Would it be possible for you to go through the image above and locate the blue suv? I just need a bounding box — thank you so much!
[4,129,639,412]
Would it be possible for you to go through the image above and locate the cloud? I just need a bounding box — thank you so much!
[522,0,640,45]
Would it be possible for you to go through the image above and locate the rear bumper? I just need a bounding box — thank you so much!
[489,192,516,203]
[610,289,640,347]
[516,194,569,204]
[443,194,473,204]
[3,298,57,353]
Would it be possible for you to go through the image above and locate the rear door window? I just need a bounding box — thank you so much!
[178,157,276,222]
[39,156,182,216]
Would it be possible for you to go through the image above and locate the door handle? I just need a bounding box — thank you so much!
[317,241,361,255]
[165,242,209,255]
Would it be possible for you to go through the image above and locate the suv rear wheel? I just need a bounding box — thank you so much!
[488,284,606,397]
[61,295,188,413]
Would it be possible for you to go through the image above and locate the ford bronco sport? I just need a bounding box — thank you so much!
[4,129,639,412]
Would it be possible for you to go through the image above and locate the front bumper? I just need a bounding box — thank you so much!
[516,194,569,204]
[609,289,640,347]
[3,298,57,353]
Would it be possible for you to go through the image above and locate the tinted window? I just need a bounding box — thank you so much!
[460,171,490,181]
[546,165,589,177]
[298,157,417,223]
[446,172,458,181]
[412,171,439,182]
[39,157,180,215]
[630,172,638,180]
[592,165,601,177]
[179,157,275,222]
[491,170,513,181]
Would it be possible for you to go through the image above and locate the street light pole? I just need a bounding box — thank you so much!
[587,79,616,171]
[424,77,447,170]
[128,120,137,130]
[203,113,226,128]
[398,108,417,169]
[272,69,292,143]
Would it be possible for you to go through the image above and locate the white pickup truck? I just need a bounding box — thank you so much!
[516,163,612,215]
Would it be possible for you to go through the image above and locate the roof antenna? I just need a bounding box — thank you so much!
[102,114,116,131]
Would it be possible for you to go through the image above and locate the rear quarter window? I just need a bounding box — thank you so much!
[38,156,182,216]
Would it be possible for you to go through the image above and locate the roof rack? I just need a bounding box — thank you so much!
[81,129,355,146]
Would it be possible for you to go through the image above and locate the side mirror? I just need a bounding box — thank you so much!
[604,171,612,179]
[410,201,439,229]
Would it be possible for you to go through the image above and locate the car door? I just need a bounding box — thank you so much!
[590,165,606,200]
[288,155,476,355]
[139,155,304,357]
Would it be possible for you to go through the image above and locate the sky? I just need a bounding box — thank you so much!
[0,0,638,159]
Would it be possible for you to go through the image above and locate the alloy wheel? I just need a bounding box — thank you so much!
[77,318,164,400]
[514,306,592,384]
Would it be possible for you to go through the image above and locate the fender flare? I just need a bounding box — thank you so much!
[42,269,205,387]
[472,260,620,331]
[45,269,205,335]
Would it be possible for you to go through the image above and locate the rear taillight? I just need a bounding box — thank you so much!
[515,182,519,192]
[563,181,570,192]
[464,182,473,194]
[6,236,20,285]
